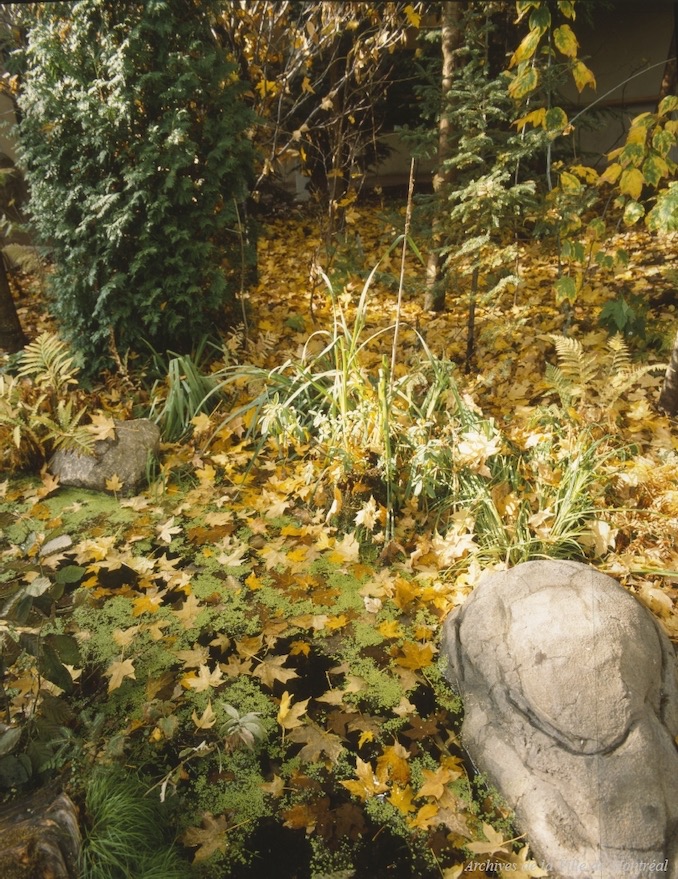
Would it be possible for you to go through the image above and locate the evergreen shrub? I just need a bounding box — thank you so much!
[17,0,254,373]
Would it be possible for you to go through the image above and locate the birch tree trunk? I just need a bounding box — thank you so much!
[424,1,464,312]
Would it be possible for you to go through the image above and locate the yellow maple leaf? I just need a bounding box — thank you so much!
[191,412,212,435]
[466,823,511,856]
[377,742,410,785]
[74,535,116,563]
[277,691,309,730]
[404,3,421,28]
[328,532,360,564]
[255,78,280,98]
[357,730,375,748]
[192,700,217,730]
[183,663,224,693]
[416,765,461,800]
[378,619,404,639]
[340,757,388,801]
[396,641,435,670]
[112,625,141,648]
[105,658,136,693]
[132,589,165,617]
[157,517,182,545]
[408,802,439,831]
[195,464,216,486]
[87,412,117,441]
[354,496,379,530]
[105,473,123,493]
[253,655,299,689]
[174,593,203,629]
[388,784,416,815]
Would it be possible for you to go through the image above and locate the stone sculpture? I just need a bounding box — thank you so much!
[49,418,160,494]
[441,559,678,879]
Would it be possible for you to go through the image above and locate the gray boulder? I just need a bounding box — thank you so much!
[50,418,160,494]
[442,560,678,879]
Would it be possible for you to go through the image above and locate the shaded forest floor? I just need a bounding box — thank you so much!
[2,202,678,878]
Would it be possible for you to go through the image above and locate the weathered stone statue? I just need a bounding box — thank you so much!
[441,560,678,879]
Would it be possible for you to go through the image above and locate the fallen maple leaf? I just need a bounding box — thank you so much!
[183,664,224,693]
[112,625,141,649]
[260,774,285,798]
[176,644,210,668]
[105,473,123,493]
[328,532,361,564]
[157,517,182,545]
[465,822,511,855]
[132,589,166,617]
[395,641,435,670]
[388,784,416,814]
[354,496,379,530]
[408,802,440,831]
[174,593,203,629]
[181,812,230,862]
[416,765,461,800]
[253,654,299,689]
[500,844,550,878]
[282,802,318,833]
[192,700,217,729]
[217,537,249,567]
[277,691,309,730]
[340,757,388,800]
[87,412,117,441]
[105,658,136,693]
[286,723,343,762]
[377,742,410,785]
[191,412,212,435]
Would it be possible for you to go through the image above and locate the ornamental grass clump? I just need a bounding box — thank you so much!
[80,768,190,879]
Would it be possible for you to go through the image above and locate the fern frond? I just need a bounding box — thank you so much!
[606,334,632,376]
[17,332,79,392]
[544,363,573,407]
[35,399,95,455]
[549,334,598,396]
[602,362,666,406]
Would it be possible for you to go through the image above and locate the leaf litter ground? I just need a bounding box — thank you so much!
[1,203,677,879]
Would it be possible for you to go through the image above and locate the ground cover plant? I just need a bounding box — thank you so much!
[1,201,677,879]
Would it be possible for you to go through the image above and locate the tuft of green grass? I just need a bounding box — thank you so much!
[80,768,190,879]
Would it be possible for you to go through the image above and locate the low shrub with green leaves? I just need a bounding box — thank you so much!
[17,0,255,374]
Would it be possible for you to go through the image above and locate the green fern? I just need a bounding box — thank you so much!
[17,331,79,393]
[0,333,90,468]
[36,398,96,456]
